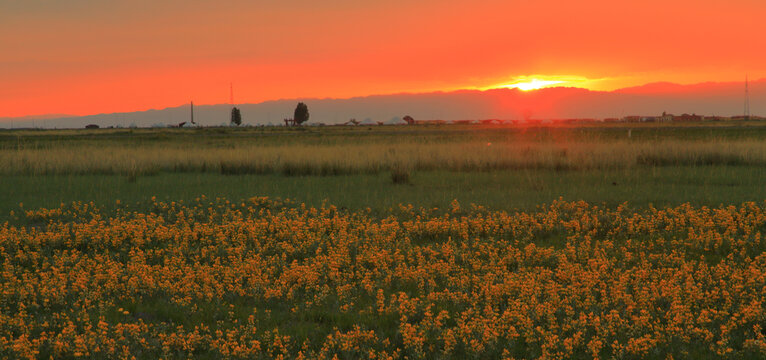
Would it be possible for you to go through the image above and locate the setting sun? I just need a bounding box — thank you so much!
[3,0,766,118]
[502,79,565,91]
[485,75,606,92]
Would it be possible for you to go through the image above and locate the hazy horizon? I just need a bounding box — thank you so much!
[1,78,761,129]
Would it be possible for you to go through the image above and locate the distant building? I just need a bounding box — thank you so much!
[414,120,447,125]
[640,116,658,122]
[659,112,674,122]
[673,113,702,122]
[560,118,597,123]
[622,116,642,122]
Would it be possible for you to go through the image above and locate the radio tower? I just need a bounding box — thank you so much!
[745,75,751,120]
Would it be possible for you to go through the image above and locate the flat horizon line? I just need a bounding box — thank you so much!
[2,78,762,120]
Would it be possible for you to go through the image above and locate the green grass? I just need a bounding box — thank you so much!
[3,123,766,359]
[4,165,766,222]
[5,120,766,147]
[4,122,766,220]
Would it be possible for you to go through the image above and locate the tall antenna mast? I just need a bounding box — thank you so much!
[190,101,195,125]
[745,75,751,120]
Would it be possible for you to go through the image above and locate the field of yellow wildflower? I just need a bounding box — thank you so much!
[1,197,765,359]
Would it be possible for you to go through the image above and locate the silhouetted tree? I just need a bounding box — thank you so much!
[231,107,242,126]
[403,115,415,125]
[294,102,309,125]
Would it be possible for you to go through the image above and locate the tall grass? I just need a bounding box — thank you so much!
[3,139,766,176]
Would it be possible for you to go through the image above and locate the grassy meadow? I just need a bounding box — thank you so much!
[3,122,766,216]
[2,122,766,359]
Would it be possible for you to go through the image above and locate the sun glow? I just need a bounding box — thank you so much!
[485,75,605,92]
[505,79,565,91]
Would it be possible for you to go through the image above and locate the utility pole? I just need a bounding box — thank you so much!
[190,101,195,125]
[745,75,751,121]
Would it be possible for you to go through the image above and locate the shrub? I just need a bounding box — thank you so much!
[390,164,410,184]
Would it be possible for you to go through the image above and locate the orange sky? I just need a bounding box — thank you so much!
[2,0,765,117]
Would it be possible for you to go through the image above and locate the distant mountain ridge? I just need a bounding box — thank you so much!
[1,79,763,129]
[614,79,759,95]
